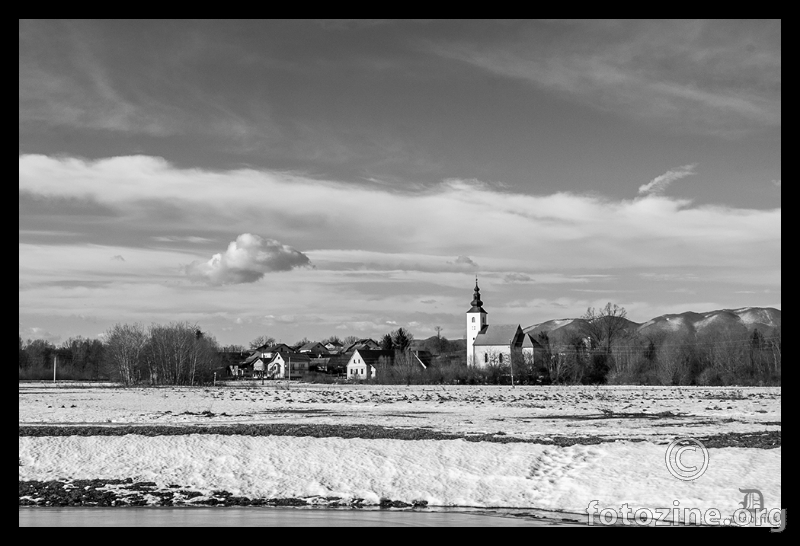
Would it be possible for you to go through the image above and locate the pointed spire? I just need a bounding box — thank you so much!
[468,277,487,313]
[471,277,482,307]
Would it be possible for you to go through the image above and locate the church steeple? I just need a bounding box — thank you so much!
[466,277,488,366]
[468,277,487,314]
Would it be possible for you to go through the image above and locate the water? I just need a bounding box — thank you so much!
[19,507,585,527]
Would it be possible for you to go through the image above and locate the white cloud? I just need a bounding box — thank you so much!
[448,255,478,268]
[152,236,215,244]
[638,164,697,195]
[503,273,533,283]
[18,154,781,344]
[18,155,780,274]
[184,234,311,285]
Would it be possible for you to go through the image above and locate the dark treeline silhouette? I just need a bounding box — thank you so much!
[20,318,781,386]
[19,322,224,385]
[19,336,107,381]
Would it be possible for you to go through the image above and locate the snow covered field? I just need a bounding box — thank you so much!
[19,382,780,440]
[19,383,781,523]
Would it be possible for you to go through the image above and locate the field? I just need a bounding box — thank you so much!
[19,382,781,524]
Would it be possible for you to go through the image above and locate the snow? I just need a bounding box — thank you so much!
[19,434,780,518]
[19,383,781,519]
[19,383,780,442]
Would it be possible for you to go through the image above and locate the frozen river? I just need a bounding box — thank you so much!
[19,507,584,527]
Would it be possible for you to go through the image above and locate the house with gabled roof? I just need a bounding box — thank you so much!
[298,341,329,357]
[342,338,381,353]
[346,349,394,380]
[261,351,311,379]
[254,343,294,356]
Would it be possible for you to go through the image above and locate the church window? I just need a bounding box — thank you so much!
[471,317,475,323]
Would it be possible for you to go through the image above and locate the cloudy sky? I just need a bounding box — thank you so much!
[19,20,781,346]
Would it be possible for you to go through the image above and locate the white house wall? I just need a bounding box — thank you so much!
[472,345,512,369]
[346,351,370,379]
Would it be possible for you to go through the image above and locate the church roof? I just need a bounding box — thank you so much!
[473,324,524,346]
[467,278,488,314]
[522,333,544,349]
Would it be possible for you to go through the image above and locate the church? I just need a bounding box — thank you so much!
[466,279,541,368]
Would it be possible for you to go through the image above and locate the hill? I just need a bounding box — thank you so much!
[524,307,780,347]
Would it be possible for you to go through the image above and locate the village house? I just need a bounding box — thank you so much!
[342,338,381,353]
[235,344,312,379]
[345,348,432,380]
[297,341,329,357]
[345,349,394,380]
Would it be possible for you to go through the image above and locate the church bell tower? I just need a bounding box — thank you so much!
[466,278,487,366]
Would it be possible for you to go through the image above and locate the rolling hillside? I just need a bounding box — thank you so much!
[523,307,780,346]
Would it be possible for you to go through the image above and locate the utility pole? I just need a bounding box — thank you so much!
[53,354,57,383]
[509,339,515,389]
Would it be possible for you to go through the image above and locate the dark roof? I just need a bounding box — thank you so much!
[343,338,380,352]
[413,350,434,367]
[279,353,311,363]
[255,343,295,354]
[243,353,261,364]
[309,357,331,365]
[522,333,544,349]
[299,342,328,352]
[351,349,395,366]
[473,324,524,346]
[467,306,488,314]
[326,353,351,368]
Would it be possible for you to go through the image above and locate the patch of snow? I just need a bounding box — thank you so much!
[18,434,780,518]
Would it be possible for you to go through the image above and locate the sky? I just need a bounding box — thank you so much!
[19,20,781,347]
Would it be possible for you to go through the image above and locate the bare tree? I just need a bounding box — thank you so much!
[105,323,147,385]
[249,335,276,349]
[581,303,630,355]
[144,322,220,385]
[342,335,360,346]
[395,350,422,386]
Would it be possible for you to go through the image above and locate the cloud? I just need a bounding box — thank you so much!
[18,154,781,345]
[152,236,215,244]
[184,233,311,285]
[111,255,125,261]
[19,155,780,274]
[503,273,533,283]
[429,20,781,136]
[19,326,62,344]
[448,255,478,268]
[638,164,697,195]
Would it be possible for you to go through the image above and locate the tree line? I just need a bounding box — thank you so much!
[20,306,781,386]
[19,321,223,385]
